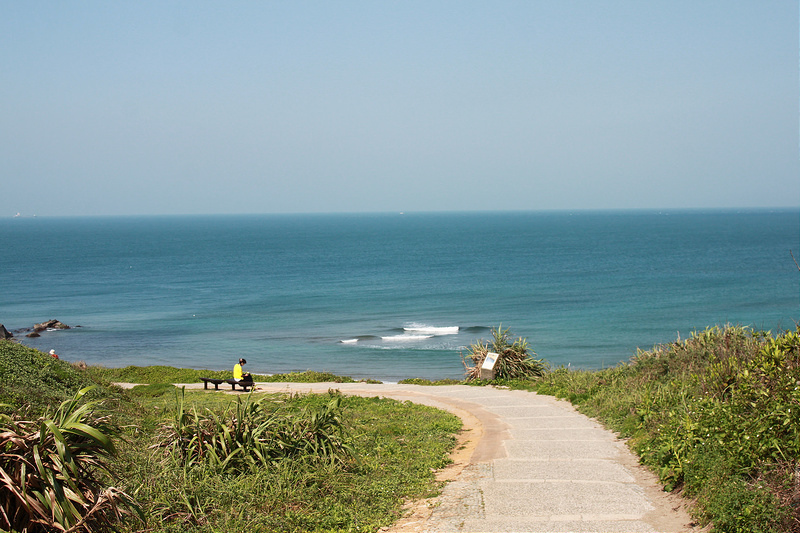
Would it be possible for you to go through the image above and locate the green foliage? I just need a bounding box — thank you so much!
[3,347,464,532]
[0,340,111,414]
[532,325,800,533]
[156,389,354,474]
[463,326,547,381]
[262,370,359,383]
[0,387,141,532]
[122,392,461,532]
[696,476,788,533]
[85,365,237,385]
[85,366,361,385]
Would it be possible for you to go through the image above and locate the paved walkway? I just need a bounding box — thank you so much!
[153,382,698,532]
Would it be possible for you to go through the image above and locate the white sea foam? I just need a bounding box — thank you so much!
[381,334,434,341]
[340,338,358,344]
[403,325,459,335]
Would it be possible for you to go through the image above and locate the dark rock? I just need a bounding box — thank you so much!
[0,324,12,339]
[26,332,40,338]
[33,319,70,332]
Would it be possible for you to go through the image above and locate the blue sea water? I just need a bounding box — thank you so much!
[2,210,798,382]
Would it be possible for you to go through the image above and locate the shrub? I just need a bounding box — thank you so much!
[0,387,140,532]
[463,326,547,381]
[154,389,354,475]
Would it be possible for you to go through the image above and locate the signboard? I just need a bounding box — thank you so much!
[480,352,499,380]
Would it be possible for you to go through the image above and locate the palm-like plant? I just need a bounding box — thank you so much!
[157,389,353,475]
[0,386,140,532]
[463,326,547,381]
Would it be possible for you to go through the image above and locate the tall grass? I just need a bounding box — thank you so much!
[155,389,354,473]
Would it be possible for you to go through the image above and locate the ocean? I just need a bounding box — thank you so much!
[2,210,798,382]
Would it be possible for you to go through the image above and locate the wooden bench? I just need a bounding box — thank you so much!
[199,377,254,391]
[199,377,225,390]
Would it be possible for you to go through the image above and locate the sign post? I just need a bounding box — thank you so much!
[480,352,499,380]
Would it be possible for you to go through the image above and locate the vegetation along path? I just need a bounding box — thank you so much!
[166,381,698,532]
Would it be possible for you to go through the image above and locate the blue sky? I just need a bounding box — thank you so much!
[2,1,797,216]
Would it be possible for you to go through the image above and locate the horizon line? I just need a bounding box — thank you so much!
[7,205,800,220]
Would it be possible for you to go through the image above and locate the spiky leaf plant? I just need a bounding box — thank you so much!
[155,389,354,475]
[463,326,547,381]
[0,387,140,532]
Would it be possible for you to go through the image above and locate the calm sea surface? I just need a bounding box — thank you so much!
[2,210,798,382]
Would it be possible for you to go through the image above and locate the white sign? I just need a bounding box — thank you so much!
[480,352,499,380]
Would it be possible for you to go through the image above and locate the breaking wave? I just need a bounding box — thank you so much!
[381,334,434,341]
[403,325,459,335]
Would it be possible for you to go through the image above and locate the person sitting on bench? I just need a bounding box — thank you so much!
[233,358,252,382]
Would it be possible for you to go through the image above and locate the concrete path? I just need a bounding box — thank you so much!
[152,382,698,532]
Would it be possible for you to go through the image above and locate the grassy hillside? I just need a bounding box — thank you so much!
[0,340,461,532]
[0,340,116,414]
[529,325,800,533]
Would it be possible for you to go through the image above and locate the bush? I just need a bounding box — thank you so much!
[154,389,354,474]
[0,387,140,532]
[463,326,547,381]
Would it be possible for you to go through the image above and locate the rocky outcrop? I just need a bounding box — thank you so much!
[0,324,12,339]
[33,320,70,333]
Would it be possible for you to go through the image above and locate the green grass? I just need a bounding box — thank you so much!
[85,365,369,385]
[114,390,461,532]
[0,341,462,532]
[397,378,463,385]
[0,340,117,414]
